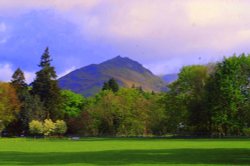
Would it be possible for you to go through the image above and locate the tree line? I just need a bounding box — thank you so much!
[0,48,250,137]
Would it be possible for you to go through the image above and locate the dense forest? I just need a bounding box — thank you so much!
[0,48,250,137]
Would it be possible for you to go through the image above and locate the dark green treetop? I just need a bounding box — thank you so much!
[32,47,62,120]
[11,68,27,93]
[102,78,119,93]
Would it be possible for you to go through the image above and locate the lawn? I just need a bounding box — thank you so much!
[0,138,249,165]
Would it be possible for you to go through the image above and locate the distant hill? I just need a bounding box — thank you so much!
[161,74,178,84]
[58,56,167,96]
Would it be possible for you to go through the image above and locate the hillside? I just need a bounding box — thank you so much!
[161,74,178,84]
[58,56,166,96]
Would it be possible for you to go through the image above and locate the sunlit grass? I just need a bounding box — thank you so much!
[0,138,249,165]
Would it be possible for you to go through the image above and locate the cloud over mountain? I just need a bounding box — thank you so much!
[1,0,250,78]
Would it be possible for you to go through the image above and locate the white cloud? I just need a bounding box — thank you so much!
[71,0,250,55]
[2,1,250,74]
[0,63,13,82]
[0,63,75,83]
[24,71,35,84]
[0,63,35,83]
[187,0,250,26]
[58,66,76,78]
[2,0,250,52]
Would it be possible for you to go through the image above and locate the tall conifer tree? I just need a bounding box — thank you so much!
[32,47,62,120]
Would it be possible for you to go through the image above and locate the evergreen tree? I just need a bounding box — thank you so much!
[102,78,119,93]
[32,47,62,120]
[9,68,29,134]
[102,82,109,91]
[11,68,27,95]
[9,68,45,134]
[108,78,119,92]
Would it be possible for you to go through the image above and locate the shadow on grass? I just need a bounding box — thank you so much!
[0,149,249,165]
[29,137,250,142]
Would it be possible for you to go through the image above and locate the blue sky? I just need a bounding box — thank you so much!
[1,0,250,83]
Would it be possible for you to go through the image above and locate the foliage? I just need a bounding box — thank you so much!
[32,47,62,120]
[29,119,67,136]
[5,52,250,137]
[43,119,56,136]
[66,111,93,136]
[61,90,85,117]
[165,65,209,135]
[84,88,166,136]
[0,83,20,132]
[54,120,67,135]
[206,54,250,136]
[8,68,39,134]
[102,78,119,93]
[11,68,27,95]
[29,120,43,135]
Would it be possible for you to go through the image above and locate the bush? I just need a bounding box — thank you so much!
[43,119,56,136]
[243,128,250,136]
[55,120,67,135]
[29,119,67,137]
[29,120,43,135]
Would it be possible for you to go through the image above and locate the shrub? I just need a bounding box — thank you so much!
[43,119,55,136]
[55,120,67,135]
[29,120,43,135]
[29,119,67,137]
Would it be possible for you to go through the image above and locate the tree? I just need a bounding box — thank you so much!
[108,78,119,92]
[165,65,210,135]
[0,83,20,134]
[61,90,85,117]
[23,94,45,121]
[146,93,167,135]
[85,88,159,136]
[206,54,250,136]
[102,78,119,93]
[9,68,31,134]
[32,47,62,120]
[102,82,109,91]
[11,68,27,95]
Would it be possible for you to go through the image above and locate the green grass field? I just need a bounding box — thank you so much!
[0,138,249,165]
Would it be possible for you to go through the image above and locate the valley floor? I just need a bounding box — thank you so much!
[0,138,249,165]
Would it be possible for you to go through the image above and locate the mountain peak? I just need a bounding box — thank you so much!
[105,55,133,63]
[101,56,148,73]
[59,56,166,96]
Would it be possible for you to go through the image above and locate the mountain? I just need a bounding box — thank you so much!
[161,74,178,84]
[58,56,166,96]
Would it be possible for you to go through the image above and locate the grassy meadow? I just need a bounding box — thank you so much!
[0,138,249,165]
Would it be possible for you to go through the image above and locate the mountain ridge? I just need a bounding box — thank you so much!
[161,73,178,84]
[58,56,167,96]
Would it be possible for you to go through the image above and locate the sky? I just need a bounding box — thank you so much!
[1,0,250,83]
